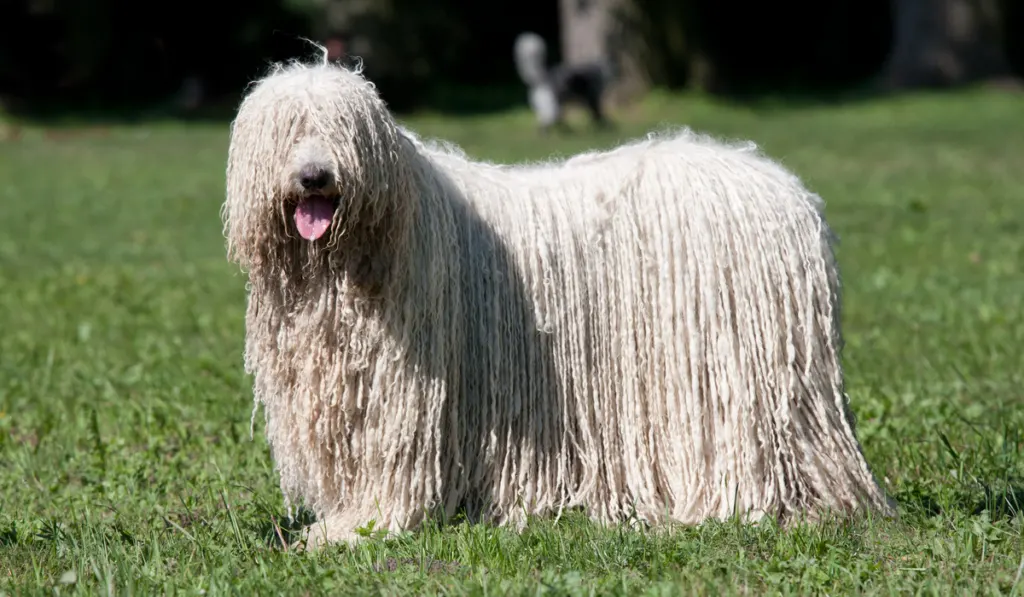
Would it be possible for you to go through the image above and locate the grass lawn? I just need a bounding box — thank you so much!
[1,89,1023,596]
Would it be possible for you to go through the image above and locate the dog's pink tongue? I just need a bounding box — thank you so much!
[294,196,335,240]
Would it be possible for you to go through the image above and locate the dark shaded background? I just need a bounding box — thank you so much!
[0,0,1021,120]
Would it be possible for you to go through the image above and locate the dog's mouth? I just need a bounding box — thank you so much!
[293,194,340,241]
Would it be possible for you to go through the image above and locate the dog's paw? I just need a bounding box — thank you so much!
[293,518,367,551]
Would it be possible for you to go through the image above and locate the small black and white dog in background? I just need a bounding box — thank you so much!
[513,32,614,132]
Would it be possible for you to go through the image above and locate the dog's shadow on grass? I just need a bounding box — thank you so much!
[257,506,318,549]
[256,479,1024,550]
[892,482,1024,520]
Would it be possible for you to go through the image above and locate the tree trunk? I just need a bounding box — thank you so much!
[878,0,1019,89]
[560,0,608,65]
[559,0,647,106]
[610,0,721,93]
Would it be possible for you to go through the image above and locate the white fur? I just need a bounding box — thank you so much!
[223,58,893,548]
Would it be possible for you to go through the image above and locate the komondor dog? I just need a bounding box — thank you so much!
[223,55,893,548]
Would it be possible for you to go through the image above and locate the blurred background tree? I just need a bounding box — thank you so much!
[878,0,1019,89]
[0,0,1020,119]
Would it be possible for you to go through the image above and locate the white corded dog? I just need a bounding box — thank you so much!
[223,53,894,548]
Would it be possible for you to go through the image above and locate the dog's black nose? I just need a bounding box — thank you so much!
[299,165,332,190]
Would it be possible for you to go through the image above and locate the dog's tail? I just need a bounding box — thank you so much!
[513,32,549,87]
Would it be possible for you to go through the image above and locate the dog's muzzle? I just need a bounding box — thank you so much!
[293,165,340,241]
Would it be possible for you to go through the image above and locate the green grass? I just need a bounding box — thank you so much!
[2,89,1024,596]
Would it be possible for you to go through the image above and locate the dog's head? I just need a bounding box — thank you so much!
[223,58,411,279]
